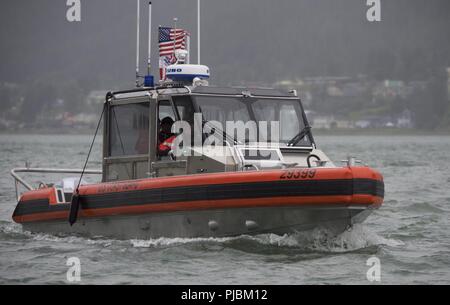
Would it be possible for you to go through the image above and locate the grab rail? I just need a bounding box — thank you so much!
[11,168,102,201]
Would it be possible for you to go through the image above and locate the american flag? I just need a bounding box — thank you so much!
[159,27,189,80]
[159,27,189,56]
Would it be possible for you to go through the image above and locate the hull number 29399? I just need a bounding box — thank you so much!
[280,169,316,180]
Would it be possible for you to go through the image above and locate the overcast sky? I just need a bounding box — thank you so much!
[1,0,449,88]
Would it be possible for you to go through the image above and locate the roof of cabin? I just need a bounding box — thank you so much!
[191,86,295,97]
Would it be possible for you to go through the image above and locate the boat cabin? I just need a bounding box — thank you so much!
[102,85,321,183]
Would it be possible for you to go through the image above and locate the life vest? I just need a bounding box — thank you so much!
[158,135,177,155]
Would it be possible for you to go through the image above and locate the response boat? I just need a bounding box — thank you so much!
[10,79,384,239]
[10,4,384,239]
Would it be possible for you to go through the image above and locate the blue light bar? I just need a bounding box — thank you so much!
[144,75,154,87]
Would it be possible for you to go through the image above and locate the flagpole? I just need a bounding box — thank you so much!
[197,0,201,64]
[187,35,190,64]
[158,25,163,81]
[173,17,178,62]
[136,0,141,87]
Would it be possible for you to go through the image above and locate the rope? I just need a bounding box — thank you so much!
[75,103,106,194]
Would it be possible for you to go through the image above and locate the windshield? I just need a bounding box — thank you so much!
[193,95,312,146]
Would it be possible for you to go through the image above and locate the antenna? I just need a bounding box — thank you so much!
[147,2,152,75]
[197,0,201,64]
[136,0,141,87]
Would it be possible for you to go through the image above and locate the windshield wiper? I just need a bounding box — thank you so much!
[202,120,241,145]
[287,126,311,147]
[197,106,242,145]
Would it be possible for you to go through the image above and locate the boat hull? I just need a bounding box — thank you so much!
[21,205,375,239]
[13,166,384,239]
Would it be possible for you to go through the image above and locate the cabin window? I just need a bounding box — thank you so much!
[109,103,149,156]
[279,104,301,141]
[171,96,197,148]
[173,96,195,125]
[194,96,252,127]
[192,96,311,146]
[158,100,176,122]
[252,99,310,145]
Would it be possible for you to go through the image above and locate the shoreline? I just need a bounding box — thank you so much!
[1,127,449,136]
[312,128,450,136]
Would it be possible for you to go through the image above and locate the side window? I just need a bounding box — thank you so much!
[280,104,300,141]
[157,100,176,159]
[172,96,196,148]
[172,96,195,126]
[158,100,176,122]
[109,103,149,156]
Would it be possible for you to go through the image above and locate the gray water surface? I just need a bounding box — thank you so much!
[0,134,449,284]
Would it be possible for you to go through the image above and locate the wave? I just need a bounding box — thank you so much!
[131,236,236,248]
[131,224,404,253]
[385,160,428,167]
[1,221,404,254]
[0,221,26,236]
[0,221,117,247]
[408,201,447,213]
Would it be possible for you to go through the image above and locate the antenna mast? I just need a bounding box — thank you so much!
[197,0,201,64]
[136,0,141,87]
[147,2,152,75]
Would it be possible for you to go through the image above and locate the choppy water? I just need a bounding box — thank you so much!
[0,134,449,284]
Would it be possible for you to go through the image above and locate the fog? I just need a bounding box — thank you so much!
[0,0,449,129]
[1,0,448,86]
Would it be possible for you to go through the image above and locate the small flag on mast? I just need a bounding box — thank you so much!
[159,27,189,80]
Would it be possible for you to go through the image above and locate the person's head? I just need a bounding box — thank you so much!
[160,117,174,134]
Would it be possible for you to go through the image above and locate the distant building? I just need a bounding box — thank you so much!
[311,115,335,129]
[273,75,425,129]
[372,80,412,99]
[396,110,413,128]
[309,113,353,129]
[355,120,371,129]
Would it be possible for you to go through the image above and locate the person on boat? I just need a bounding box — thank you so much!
[158,117,176,157]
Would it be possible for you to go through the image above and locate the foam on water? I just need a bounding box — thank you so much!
[1,219,404,254]
[0,222,117,248]
[241,225,403,252]
[0,222,22,235]
[131,236,236,248]
[130,224,404,253]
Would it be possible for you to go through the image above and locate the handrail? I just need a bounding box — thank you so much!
[11,168,102,201]
[190,92,300,100]
[224,140,243,170]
